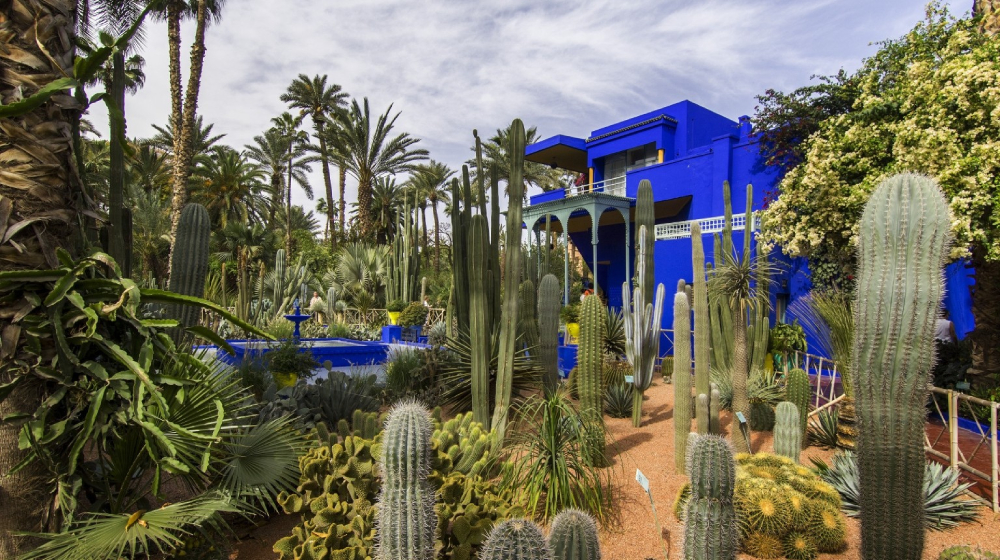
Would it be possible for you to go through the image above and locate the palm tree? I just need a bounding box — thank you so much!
[0,2,84,552]
[212,221,278,267]
[192,147,267,228]
[127,183,171,281]
[336,98,428,238]
[151,115,226,160]
[409,161,455,271]
[244,128,312,237]
[127,141,172,196]
[270,112,313,251]
[280,75,348,248]
[365,176,405,244]
[469,123,562,194]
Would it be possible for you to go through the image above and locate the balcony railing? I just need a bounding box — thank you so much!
[655,212,761,240]
[566,175,627,198]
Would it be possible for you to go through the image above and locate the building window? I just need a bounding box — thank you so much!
[627,143,658,172]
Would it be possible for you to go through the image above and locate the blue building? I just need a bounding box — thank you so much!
[521,100,975,338]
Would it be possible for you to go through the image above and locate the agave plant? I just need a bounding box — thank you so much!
[436,329,544,414]
[811,451,980,531]
[710,366,784,410]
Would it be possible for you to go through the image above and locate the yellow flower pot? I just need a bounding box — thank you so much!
[566,322,580,343]
[387,311,401,325]
[273,371,298,389]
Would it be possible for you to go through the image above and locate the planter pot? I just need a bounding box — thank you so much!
[273,371,298,389]
[387,311,401,325]
[566,322,580,342]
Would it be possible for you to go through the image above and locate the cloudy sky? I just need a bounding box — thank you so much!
[92,0,967,217]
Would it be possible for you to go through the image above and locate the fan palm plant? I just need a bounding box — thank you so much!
[326,242,389,309]
[212,221,278,268]
[335,97,428,238]
[280,74,348,247]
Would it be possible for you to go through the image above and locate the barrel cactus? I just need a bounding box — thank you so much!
[375,401,437,560]
[852,174,950,559]
[480,518,551,560]
[548,508,601,560]
[682,435,738,560]
[774,401,802,463]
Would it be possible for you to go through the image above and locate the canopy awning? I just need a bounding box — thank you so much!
[525,135,588,174]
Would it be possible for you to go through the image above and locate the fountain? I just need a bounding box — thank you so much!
[284,298,312,342]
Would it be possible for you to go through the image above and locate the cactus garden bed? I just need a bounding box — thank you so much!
[227,373,1000,559]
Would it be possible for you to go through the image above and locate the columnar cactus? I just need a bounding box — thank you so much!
[375,401,437,560]
[548,509,601,560]
[683,435,738,560]
[166,203,210,331]
[635,179,655,307]
[578,294,605,466]
[518,279,540,353]
[852,173,950,559]
[493,119,527,438]
[710,384,721,435]
[468,215,491,427]
[326,287,337,324]
[538,274,562,395]
[623,225,666,427]
[274,249,286,308]
[692,222,710,398]
[774,402,802,463]
[784,368,811,438]
[696,394,709,436]
[481,519,551,560]
[674,291,692,472]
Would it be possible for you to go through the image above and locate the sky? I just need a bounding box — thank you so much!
[90,0,967,220]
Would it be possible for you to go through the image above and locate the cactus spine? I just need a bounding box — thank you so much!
[635,179,655,307]
[683,435,738,560]
[578,294,605,466]
[375,401,437,560]
[623,225,666,427]
[468,215,491,427]
[696,393,709,436]
[481,519,551,560]
[492,119,526,438]
[774,401,802,463]
[166,203,210,331]
[852,174,950,559]
[784,368,811,438]
[692,222,711,398]
[538,274,562,395]
[674,291,692,472]
[549,509,601,560]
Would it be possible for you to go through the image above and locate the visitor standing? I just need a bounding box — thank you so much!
[934,309,957,344]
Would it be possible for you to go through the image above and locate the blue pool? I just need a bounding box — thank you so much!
[216,338,392,370]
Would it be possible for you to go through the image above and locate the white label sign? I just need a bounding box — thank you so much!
[624,375,634,384]
[635,468,650,492]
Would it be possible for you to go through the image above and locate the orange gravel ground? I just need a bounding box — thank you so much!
[231,372,1000,559]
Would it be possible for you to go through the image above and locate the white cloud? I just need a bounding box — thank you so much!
[91,0,967,212]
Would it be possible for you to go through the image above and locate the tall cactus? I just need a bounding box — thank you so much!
[468,215,492,427]
[774,401,801,463]
[691,222,711,398]
[710,384,721,434]
[548,509,601,560]
[696,394,710,437]
[518,279,540,353]
[683,435,737,560]
[166,203,210,332]
[326,287,337,325]
[623,225,666,427]
[451,177,469,332]
[492,119,526,439]
[538,274,562,395]
[635,179,655,307]
[481,519,551,560]
[852,173,950,559]
[784,368,811,438]
[274,248,286,308]
[578,294,605,466]
[387,195,421,303]
[375,401,437,560]
[674,291,692,472]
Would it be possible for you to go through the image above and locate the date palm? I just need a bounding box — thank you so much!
[127,142,172,196]
[336,97,428,238]
[150,115,225,162]
[270,112,313,251]
[280,75,348,248]
[245,128,312,240]
[365,176,405,244]
[0,1,85,554]
[192,147,267,228]
[409,161,454,271]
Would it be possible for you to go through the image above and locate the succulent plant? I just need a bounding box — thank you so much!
[166,203,210,334]
[682,435,738,560]
[480,519,551,560]
[939,546,1000,560]
[783,532,818,560]
[774,401,802,463]
[784,368,810,437]
[537,274,562,394]
[623,225,666,427]
[578,294,605,466]
[674,290,693,471]
[691,222,711,399]
[548,508,601,560]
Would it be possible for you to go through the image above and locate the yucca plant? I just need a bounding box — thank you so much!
[501,388,612,521]
[604,383,634,419]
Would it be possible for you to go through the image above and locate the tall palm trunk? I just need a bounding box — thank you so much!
[107,52,127,273]
[358,174,374,238]
[268,172,280,226]
[1,0,84,555]
[315,120,335,250]
[432,200,441,272]
[167,0,210,276]
[338,166,347,237]
[286,153,293,254]
[420,204,428,249]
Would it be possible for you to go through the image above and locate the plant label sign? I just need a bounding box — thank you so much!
[625,375,634,384]
[735,411,747,425]
[635,468,650,492]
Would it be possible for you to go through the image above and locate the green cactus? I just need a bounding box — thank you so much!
[774,402,802,463]
[784,368,811,438]
[743,532,784,560]
[451,177,469,333]
[166,203,210,332]
[469,215,492,427]
[852,174,950,559]
[538,274,562,395]
[692,222,710,399]
[783,532,818,560]
[710,384,721,434]
[518,279,540,353]
[696,393,709,436]
[674,291,692,471]
[623,225,666,427]
[493,120,527,438]
[548,509,601,560]
[683,435,738,560]
[749,402,775,432]
[326,287,337,325]
[376,401,437,560]
[578,294,605,466]
[274,248,286,308]
[939,546,1000,560]
[480,519,551,560]
[635,179,655,307]
[738,485,792,537]
[808,502,847,553]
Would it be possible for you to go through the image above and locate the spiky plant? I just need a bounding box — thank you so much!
[548,509,601,560]
[480,518,551,560]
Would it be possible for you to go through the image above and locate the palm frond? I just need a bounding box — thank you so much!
[215,417,306,512]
